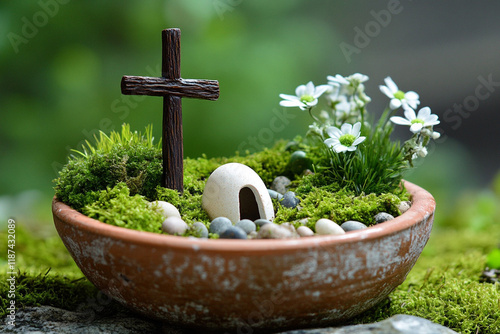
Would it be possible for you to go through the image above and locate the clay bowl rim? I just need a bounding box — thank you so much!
[52,180,435,253]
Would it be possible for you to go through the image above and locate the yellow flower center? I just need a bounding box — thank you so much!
[300,95,315,103]
[394,90,405,100]
[411,119,425,125]
[339,134,356,147]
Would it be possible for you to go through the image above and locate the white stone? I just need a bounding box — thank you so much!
[315,219,345,235]
[202,163,274,223]
[161,217,188,235]
[297,225,314,237]
[257,223,293,239]
[151,201,181,219]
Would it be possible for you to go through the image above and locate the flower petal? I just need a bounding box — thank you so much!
[390,116,411,125]
[279,94,300,101]
[340,123,353,134]
[280,100,302,107]
[405,91,419,100]
[403,107,417,121]
[416,107,431,119]
[351,122,362,136]
[304,81,315,95]
[384,77,398,93]
[379,85,394,99]
[353,136,366,145]
[326,126,342,139]
[324,138,337,148]
[390,99,402,110]
[313,85,330,98]
[410,123,423,133]
[295,84,307,97]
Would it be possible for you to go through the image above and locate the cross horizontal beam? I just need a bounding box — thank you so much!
[121,76,219,100]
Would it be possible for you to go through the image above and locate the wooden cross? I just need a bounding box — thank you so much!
[121,28,219,193]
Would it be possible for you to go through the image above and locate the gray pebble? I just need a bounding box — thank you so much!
[374,212,395,224]
[235,219,256,234]
[398,201,411,214]
[341,220,368,232]
[280,191,300,208]
[161,217,188,235]
[219,226,247,239]
[209,217,232,235]
[271,176,291,195]
[297,225,314,237]
[268,189,284,201]
[257,223,293,239]
[191,222,209,238]
[254,219,272,227]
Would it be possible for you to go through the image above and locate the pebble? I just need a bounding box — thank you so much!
[257,223,293,239]
[341,220,368,232]
[248,231,258,239]
[289,150,311,174]
[254,219,272,227]
[209,217,233,235]
[284,141,300,152]
[398,201,411,214]
[271,176,291,195]
[151,201,181,219]
[191,222,209,238]
[297,226,314,237]
[268,189,284,201]
[280,191,300,208]
[374,212,395,224]
[219,226,248,239]
[297,218,309,225]
[315,219,345,235]
[235,219,256,234]
[161,217,188,235]
[280,222,298,237]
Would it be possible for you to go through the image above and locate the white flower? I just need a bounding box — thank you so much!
[279,81,329,110]
[379,77,420,110]
[324,122,366,153]
[412,143,428,159]
[390,106,440,134]
[327,73,368,86]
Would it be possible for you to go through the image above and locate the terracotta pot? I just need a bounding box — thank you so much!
[52,180,435,332]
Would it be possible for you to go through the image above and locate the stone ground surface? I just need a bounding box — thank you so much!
[3,306,459,334]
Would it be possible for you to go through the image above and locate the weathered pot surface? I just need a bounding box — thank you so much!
[52,180,435,332]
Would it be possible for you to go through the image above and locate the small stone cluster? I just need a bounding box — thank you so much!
[157,162,411,239]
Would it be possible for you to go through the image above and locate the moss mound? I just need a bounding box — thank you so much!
[54,125,407,234]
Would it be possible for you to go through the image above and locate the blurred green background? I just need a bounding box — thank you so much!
[1,0,499,233]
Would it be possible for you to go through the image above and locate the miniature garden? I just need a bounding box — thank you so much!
[2,3,500,331]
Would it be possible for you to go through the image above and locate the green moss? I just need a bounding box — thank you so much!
[354,250,500,334]
[275,185,405,228]
[83,183,164,233]
[54,125,162,211]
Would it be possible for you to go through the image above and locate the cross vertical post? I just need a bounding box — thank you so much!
[121,28,219,193]
[162,29,183,192]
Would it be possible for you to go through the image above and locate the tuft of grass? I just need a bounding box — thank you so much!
[54,124,162,211]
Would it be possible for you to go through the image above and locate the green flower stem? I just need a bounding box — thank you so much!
[308,107,320,123]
